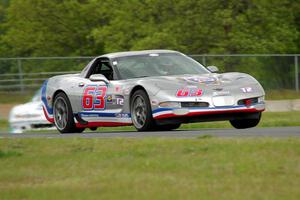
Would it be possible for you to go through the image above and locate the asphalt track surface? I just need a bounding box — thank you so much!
[0,127,300,138]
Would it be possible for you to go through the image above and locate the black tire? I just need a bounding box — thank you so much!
[130,90,155,131]
[230,112,261,129]
[90,127,97,131]
[53,92,85,133]
[155,123,181,131]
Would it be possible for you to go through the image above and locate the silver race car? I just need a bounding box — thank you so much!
[42,50,265,133]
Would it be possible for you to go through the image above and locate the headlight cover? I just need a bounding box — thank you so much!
[159,102,181,108]
[258,96,265,103]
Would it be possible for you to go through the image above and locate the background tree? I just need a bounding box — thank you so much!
[0,0,298,89]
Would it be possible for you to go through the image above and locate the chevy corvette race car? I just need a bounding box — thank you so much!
[42,50,265,133]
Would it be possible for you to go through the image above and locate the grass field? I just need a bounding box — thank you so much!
[1,103,300,199]
[0,120,8,132]
[0,138,299,200]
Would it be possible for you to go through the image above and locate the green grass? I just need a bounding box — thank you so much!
[0,120,8,132]
[0,138,299,200]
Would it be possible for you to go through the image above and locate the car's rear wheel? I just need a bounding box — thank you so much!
[130,90,155,131]
[53,92,85,133]
[230,112,261,129]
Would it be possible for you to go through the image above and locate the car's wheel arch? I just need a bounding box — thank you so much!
[52,89,68,105]
[129,85,149,105]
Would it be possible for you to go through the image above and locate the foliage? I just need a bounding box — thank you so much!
[0,0,298,57]
[0,0,298,89]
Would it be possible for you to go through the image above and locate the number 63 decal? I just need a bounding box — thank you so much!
[82,85,107,110]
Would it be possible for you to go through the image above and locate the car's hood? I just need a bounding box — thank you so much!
[140,72,258,90]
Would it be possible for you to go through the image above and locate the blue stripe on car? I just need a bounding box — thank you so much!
[79,112,131,118]
[152,108,174,114]
[41,80,53,115]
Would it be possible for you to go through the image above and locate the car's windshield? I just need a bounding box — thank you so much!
[115,53,209,79]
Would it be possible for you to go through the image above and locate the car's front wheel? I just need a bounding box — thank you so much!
[53,92,85,133]
[230,113,261,129]
[130,90,155,131]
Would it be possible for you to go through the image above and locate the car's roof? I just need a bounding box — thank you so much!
[97,49,180,59]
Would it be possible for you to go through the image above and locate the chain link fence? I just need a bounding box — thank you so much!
[0,54,299,92]
[0,57,92,92]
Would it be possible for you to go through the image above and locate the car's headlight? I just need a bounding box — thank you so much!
[159,102,181,108]
[258,96,265,103]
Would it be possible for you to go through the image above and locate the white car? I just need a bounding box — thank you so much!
[9,89,54,133]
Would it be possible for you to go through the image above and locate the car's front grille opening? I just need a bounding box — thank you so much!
[181,102,209,108]
[237,97,258,106]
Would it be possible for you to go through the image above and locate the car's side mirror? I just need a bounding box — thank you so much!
[207,66,219,73]
[89,74,109,84]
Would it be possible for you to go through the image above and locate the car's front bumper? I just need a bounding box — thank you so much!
[153,102,265,124]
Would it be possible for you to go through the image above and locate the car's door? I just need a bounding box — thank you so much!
[78,58,127,124]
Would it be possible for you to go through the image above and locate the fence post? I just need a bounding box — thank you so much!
[17,59,24,93]
[295,56,299,92]
[202,56,206,66]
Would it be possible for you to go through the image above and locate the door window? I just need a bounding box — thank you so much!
[88,59,114,80]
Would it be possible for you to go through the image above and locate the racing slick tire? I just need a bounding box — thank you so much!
[130,90,155,131]
[230,112,261,129]
[53,92,85,133]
